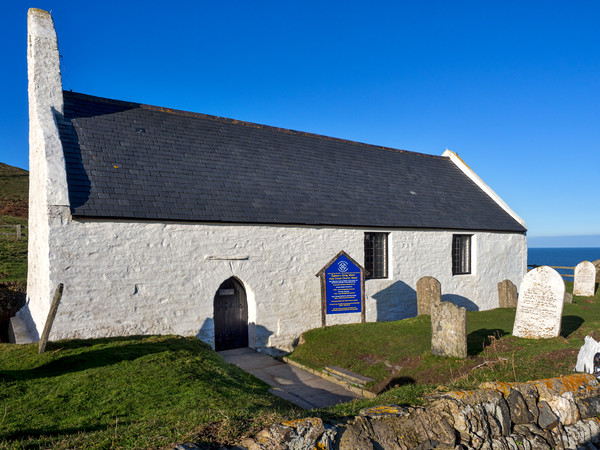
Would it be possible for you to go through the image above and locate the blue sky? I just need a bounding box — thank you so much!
[1,1,599,244]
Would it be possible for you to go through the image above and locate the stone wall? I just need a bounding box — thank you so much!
[238,374,600,449]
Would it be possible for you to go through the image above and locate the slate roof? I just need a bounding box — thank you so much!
[58,91,526,232]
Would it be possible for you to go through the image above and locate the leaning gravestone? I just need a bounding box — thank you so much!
[573,261,596,297]
[498,279,518,308]
[417,276,441,316]
[431,301,467,358]
[513,266,564,339]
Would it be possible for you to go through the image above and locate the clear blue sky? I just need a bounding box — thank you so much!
[1,1,599,243]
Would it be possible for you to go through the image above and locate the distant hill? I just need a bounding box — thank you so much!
[0,163,28,220]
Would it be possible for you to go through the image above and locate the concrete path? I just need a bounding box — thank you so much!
[219,347,361,409]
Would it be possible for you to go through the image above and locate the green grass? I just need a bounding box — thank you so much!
[0,217,27,284]
[0,162,28,206]
[0,162,28,284]
[288,280,600,416]
[0,335,300,448]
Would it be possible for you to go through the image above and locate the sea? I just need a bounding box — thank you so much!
[528,247,600,277]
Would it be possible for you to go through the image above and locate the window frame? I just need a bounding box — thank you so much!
[364,232,389,280]
[452,234,472,275]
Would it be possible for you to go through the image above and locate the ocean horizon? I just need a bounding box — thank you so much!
[527,247,600,276]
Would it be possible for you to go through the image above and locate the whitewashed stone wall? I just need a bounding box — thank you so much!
[20,9,69,340]
[24,213,526,352]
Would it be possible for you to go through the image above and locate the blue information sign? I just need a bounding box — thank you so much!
[325,254,362,314]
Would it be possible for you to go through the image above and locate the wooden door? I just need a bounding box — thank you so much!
[214,278,248,351]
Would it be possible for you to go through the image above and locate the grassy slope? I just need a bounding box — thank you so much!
[0,335,300,448]
[289,281,600,417]
[0,163,28,284]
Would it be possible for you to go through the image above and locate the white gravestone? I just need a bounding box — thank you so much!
[574,335,600,374]
[513,266,565,339]
[573,261,596,297]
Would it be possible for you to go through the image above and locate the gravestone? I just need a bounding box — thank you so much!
[592,259,600,285]
[431,301,467,358]
[574,334,600,375]
[498,279,518,308]
[513,266,564,339]
[573,261,596,297]
[417,276,441,315]
[564,292,573,304]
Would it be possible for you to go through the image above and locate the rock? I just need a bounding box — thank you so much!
[337,419,374,450]
[507,388,534,424]
[512,423,555,448]
[545,391,579,426]
[431,388,510,446]
[359,405,410,418]
[538,401,560,430]
[576,396,600,419]
[238,374,600,449]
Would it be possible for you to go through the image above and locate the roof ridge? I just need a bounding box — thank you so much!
[63,90,447,160]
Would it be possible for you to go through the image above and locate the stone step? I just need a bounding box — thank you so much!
[324,366,374,386]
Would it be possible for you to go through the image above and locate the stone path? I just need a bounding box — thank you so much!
[218,347,360,409]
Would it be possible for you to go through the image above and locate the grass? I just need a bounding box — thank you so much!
[287,280,600,418]
[0,162,28,284]
[1,286,599,447]
[0,335,301,448]
[0,217,27,284]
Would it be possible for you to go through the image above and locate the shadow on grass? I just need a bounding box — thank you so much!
[378,375,416,393]
[561,315,584,338]
[0,335,206,381]
[466,328,508,356]
[1,421,127,443]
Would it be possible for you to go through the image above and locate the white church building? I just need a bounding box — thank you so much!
[16,8,527,352]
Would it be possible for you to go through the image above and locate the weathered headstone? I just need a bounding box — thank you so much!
[564,292,573,304]
[593,260,600,284]
[417,276,441,316]
[431,301,467,358]
[513,266,564,339]
[574,261,596,297]
[498,279,518,308]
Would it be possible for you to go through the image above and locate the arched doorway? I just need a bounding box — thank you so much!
[213,277,248,351]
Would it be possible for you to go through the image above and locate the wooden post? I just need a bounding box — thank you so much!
[16,224,21,240]
[39,283,64,354]
[360,269,366,324]
[320,274,326,327]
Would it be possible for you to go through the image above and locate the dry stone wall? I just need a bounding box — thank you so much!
[237,374,600,449]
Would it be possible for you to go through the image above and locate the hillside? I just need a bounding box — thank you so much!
[0,162,28,341]
[0,162,28,220]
